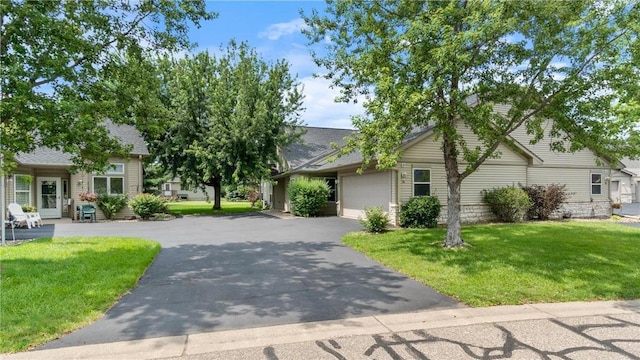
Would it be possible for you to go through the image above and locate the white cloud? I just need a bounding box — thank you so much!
[298,76,366,129]
[259,18,308,40]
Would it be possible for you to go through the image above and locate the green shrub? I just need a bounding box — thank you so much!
[129,193,167,220]
[21,204,37,213]
[359,206,389,233]
[96,194,128,220]
[287,178,329,217]
[482,186,532,223]
[521,183,569,220]
[399,196,441,228]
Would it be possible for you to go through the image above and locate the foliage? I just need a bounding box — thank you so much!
[253,199,263,209]
[0,1,214,173]
[303,1,640,247]
[247,190,261,207]
[20,204,36,213]
[148,41,304,210]
[482,186,532,223]
[359,206,389,233]
[129,193,167,220]
[287,178,330,217]
[143,162,171,194]
[521,184,569,220]
[166,200,258,216]
[96,194,128,220]
[399,196,441,228]
[343,222,640,307]
[0,237,160,353]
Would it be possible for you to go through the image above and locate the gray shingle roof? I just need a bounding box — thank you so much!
[15,120,149,166]
[283,126,356,171]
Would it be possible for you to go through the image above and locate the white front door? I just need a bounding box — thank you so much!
[37,177,61,218]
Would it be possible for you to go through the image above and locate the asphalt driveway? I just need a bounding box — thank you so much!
[39,213,461,349]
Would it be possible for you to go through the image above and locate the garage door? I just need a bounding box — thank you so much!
[341,172,391,219]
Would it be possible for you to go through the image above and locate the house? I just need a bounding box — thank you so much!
[160,178,216,201]
[610,158,640,203]
[8,121,149,220]
[266,110,619,225]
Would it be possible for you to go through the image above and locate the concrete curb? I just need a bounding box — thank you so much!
[3,299,639,360]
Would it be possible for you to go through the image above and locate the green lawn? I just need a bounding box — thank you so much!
[166,200,259,216]
[0,237,160,353]
[343,221,640,307]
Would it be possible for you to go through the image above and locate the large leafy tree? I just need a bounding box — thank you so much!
[0,0,215,172]
[152,42,304,209]
[304,1,640,247]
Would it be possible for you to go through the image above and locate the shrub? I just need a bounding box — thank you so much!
[399,196,441,228]
[129,193,167,220]
[482,186,532,223]
[21,204,37,213]
[359,206,389,233]
[287,178,329,217]
[521,183,569,220]
[96,194,128,220]
[247,190,260,207]
[253,199,263,209]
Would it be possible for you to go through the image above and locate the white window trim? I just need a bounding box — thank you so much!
[413,168,431,197]
[590,173,602,196]
[14,174,32,205]
[93,176,125,195]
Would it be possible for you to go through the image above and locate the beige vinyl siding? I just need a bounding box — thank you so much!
[509,120,605,167]
[398,163,526,206]
[402,124,528,165]
[527,167,608,202]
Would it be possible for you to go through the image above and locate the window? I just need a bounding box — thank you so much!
[413,169,431,196]
[591,173,602,195]
[105,163,125,175]
[164,183,171,191]
[93,176,124,195]
[14,174,32,205]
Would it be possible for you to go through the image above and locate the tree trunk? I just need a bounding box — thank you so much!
[211,177,222,210]
[442,129,465,248]
[445,178,464,247]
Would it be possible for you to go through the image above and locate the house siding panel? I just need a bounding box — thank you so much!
[526,167,609,202]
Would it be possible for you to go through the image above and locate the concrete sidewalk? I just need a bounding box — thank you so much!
[4,299,639,360]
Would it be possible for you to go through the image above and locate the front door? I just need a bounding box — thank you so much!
[38,177,61,218]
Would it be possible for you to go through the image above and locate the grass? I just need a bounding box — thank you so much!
[166,200,259,216]
[0,237,160,353]
[343,221,640,307]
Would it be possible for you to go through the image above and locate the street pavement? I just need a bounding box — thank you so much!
[4,300,639,360]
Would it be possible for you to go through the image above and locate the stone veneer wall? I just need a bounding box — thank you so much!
[389,201,612,226]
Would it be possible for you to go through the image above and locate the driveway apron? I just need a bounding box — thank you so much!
[39,214,461,349]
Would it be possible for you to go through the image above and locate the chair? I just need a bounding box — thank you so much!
[7,203,36,229]
[78,204,96,223]
[27,212,43,227]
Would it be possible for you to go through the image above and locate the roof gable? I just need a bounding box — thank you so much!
[282,126,356,171]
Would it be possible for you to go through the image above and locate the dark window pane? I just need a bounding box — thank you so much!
[110,177,124,194]
[414,184,430,196]
[326,178,336,202]
[591,185,601,195]
[413,169,430,183]
[94,177,108,194]
[591,173,601,183]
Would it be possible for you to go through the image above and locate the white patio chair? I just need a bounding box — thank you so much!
[7,203,36,229]
[27,212,43,227]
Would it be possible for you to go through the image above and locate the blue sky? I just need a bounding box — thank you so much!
[186,1,364,129]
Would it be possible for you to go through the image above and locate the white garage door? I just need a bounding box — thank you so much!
[341,172,391,219]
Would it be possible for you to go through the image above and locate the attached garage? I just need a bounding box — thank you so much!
[340,171,391,219]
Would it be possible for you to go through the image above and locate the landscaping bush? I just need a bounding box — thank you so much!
[399,196,441,228]
[359,206,389,233]
[521,183,569,220]
[247,190,260,207]
[129,193,167,220]
[96,193,128,220]
[287,178,329,217]
[21,204,37,213]
[482,186,532,223]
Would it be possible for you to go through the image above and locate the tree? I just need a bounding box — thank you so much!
[304,1,640,247]
[0,0,215,172]
[151,41,304,209]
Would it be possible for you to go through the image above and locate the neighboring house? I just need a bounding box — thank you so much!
[266,110,620,225]
[610,158,640,203]
[8,121,149,220]
[160,178,215,201]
